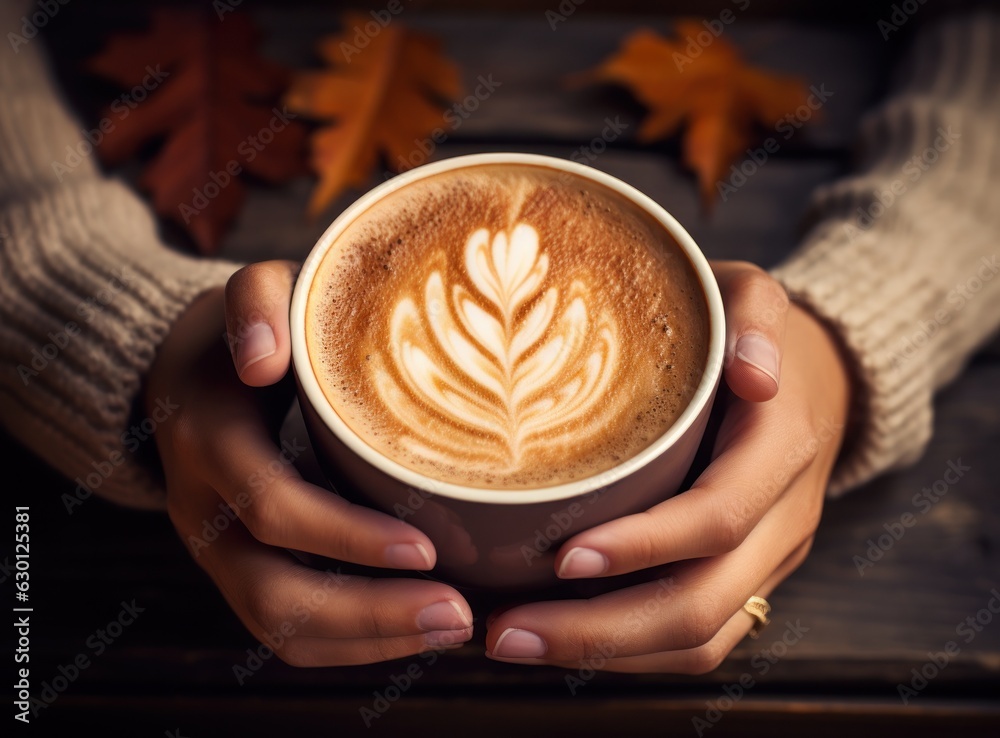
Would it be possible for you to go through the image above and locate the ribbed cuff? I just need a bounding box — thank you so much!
[0,179,239,509]
[772,220,936,497]
[773,12,1000,496]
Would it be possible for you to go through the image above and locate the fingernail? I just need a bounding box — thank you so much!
[424,627,473,649]
[236,322,276,373]
[735,334,779,386]
[557,547,609,578]
[491,628,547,659]
[384,543,433,569]
[417,600,471,631]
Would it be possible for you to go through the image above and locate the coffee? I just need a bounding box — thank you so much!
[306,163,709,489]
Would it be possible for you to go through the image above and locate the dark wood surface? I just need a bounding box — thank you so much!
[5,6,1000,737]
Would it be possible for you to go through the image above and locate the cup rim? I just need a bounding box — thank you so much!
[290,153,725,505]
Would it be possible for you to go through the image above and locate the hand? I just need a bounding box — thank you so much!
[484,261,850,673]
[145,261,473,666]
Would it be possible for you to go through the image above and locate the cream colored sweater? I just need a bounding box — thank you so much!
[1,9,998,507]
[0,4,238,508]
[772,13,1000,494]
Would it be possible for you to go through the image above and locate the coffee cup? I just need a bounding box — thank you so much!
[290,153,724,589]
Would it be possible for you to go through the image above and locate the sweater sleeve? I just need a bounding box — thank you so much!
[0,3,240,509]
[772,13,1000,496]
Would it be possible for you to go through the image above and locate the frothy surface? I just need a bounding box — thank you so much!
[307,164,709,489]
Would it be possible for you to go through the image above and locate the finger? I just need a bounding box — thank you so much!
[586,599,764,674]
[171,480,473,646]
[265,633,469,668]
[555,398,815,578]
[510,599,763,672]
[208,530,471,640]
[191,407,438,570]
[225,260,299,386]
[541,538,813,674]
[712,261,789,402]
[487,480,818,663]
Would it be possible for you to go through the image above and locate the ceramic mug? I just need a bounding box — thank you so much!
[290,153,725,590]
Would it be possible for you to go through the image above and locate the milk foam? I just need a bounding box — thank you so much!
[306,163,709,489]
[376,222,620,468]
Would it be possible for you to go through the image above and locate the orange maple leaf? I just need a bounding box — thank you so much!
[285,14,462,217]
[88,9,306,253]
[576,21,815,208]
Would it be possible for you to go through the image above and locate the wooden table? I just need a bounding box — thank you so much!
[9,5,999,736]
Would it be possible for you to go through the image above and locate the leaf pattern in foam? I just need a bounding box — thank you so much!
[374,223,621,471]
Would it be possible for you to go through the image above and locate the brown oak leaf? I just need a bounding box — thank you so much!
[285,13,462,217]
[575,21,815,208]
[88,9,306,253]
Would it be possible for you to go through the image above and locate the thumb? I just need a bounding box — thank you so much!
[224,260,300,387]
[711,260,789,403]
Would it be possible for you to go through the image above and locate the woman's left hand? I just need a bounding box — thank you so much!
[484,261,850,673]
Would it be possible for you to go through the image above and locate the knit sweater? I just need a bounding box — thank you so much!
[772,12,1000,494]
[0,3,239,508]
[1,8,998,507]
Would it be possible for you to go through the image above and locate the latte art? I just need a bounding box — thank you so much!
[307,163,709,488]
[376,223,621,470]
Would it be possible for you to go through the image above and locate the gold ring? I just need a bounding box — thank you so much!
[743,596,771,639]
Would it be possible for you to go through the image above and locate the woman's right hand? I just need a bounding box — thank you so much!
[144,261,473,667]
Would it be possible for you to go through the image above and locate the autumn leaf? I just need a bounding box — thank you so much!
[575,22,814,208]
[88,9,306,253]
[285,13,462,217]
